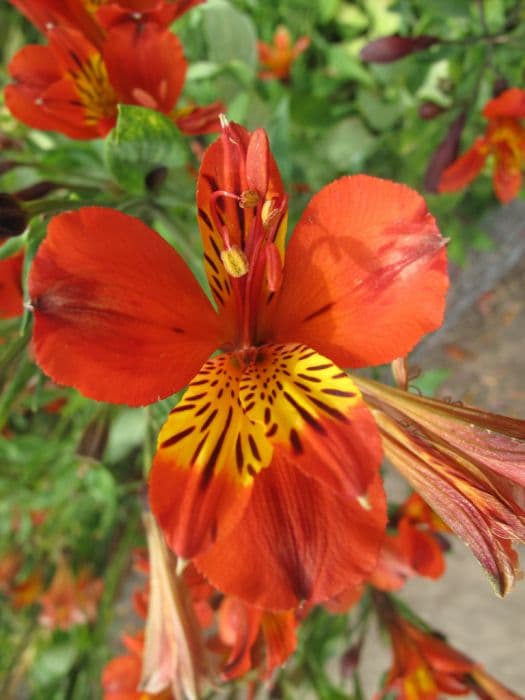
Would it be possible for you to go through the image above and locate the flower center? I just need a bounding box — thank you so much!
[68,52,117,126]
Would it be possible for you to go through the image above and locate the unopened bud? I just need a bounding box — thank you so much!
[0,194,28,240]
[221,245,249,278]
[360,35,439,63]
[239,189,260,208]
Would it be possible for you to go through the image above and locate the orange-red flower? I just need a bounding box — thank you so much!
[0,251,24,319]
[102,631,174,700]
[28,120,448,609]
[6,1,220,138]
[438,88,525,203]
[258,26,310,81]
[375,594,522,700]
[370,513,446,592]
[39,559,103,629]
[216,595,297,680]
[357,376,525,596]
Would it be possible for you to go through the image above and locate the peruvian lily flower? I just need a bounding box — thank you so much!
[438,88,525,203]
[28,120,448,609]
[356,376,525,596]
[374,592,522,700]
[6,3,221,139]
[258,26,310,81]
[8,0,205,45]
[216,595,297,680]
[369,513,446,592]
[39,558,103,629]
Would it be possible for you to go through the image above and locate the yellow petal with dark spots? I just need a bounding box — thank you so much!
[239,343,382,499]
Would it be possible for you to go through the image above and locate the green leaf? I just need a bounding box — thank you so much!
[320,117,375,172]
[201,0,257,71]
[105,105,189,195]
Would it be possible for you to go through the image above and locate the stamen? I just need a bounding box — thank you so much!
[221,246,249,278]
[239,190,260,208]
[261,199,279,229]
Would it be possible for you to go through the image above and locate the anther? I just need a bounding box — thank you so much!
[261,199,279,229]
[221,245,249,278]
[239,189,260,208]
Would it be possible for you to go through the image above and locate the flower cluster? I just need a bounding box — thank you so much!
[6,0,221,138]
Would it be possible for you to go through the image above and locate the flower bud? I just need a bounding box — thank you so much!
[360,35,439,63]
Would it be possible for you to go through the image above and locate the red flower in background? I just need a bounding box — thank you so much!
[39,559,103,629]
[370,508,446,592]
[6,0,221,138]
[258,26,310,81]
[28,120,447,610]
[0,251,24,319]
[438,88,525,203]
[375,594,523,700]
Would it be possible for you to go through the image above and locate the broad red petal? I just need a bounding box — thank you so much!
[238,343,382,500]
[29,207,220,406]
[265,175,448,368]
[149,353,272,558]
[483,88,525,119]
[0,252,24,319]
[194,454,387,610]
[438,139,488,192]
[104,22,186,114]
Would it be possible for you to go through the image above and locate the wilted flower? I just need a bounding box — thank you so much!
[356,376,525,596]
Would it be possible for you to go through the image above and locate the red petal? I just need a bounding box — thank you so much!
[261,610,297,674]
[149,353,272,557]
[0,252,24,319]
[174,102,223,136]
[194,454,386,610]
[218,597,262,679]
[492,145,522,203]
[483,88,525,119]
[266,176,448,368]
[437,139,487,192]
[197,123,285,333]
[6,45,98,139]
[29,207,220,406]
[104,22,186,114]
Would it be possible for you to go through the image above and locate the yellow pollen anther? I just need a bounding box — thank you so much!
[239,189,260,208]
[357,494,371,511]
[261,199,279,229]
[221,245,249,278]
